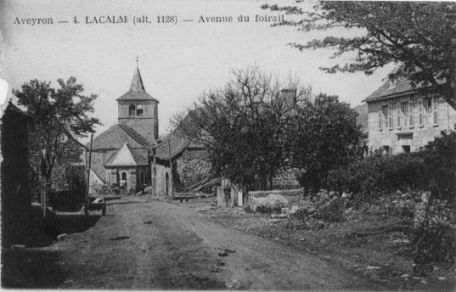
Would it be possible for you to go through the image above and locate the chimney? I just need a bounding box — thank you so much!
[280,89,297,108]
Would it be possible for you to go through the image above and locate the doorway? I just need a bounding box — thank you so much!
[165,173,169,197]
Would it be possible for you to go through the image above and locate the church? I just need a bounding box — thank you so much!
[88,63,158,193]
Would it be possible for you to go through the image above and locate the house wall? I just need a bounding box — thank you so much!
[152,148,212,197]
[153,163,172,197]
[367,94,456,154]
[106,167,137,192]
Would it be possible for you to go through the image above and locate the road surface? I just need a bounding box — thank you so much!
[40,196,383,290]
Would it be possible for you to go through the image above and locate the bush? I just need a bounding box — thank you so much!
[420,131,456,201]
[315,198,345,222]
[324,154,427,201]
[411,200,456,271]
[325,131,456,202]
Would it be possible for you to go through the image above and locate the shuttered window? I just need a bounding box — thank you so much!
[418,98,424,127]
[433,96,439,125]
[409,100,414,128]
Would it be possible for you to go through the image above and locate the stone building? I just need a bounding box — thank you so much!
[364,78,456,154]
[151,133,210,197]
[89,63,156,192]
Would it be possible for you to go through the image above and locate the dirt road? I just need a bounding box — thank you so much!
[11,196,386,290]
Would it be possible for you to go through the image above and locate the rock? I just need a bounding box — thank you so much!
[281,205,300,215]
[367,265,380,270]
[438,276,446,281]
[329,191,336,197]
[271,213,289,219]
[341,192,351,198]
[249,194,289,212]
[289,205,300,214]
[57,233,68,241]
[401,273,410,278]
[226,279,241,289]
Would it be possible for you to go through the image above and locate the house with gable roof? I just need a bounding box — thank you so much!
[364,77,456,154]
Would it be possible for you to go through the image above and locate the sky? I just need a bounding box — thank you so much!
[0,0,394,142]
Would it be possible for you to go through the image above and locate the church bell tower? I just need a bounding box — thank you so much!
[117,60,159,144]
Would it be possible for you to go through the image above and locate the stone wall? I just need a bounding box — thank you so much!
[367,94,456,154]
[272,164,301,189]
[175,148,211,189]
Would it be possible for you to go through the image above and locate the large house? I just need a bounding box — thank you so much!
[364,78,456,154]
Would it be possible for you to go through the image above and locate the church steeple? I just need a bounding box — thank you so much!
[130,57,145,92]
[117,60,159,143]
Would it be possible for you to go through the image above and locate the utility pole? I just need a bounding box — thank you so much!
[85,133,94,216]
[168,140,173,198]
[151,149,156,197]
[40,147,47,217]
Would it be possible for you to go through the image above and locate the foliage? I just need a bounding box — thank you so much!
[288,94,361,193]
[174,67,311,190]
[13,78,100,182]
[420,130,456,201]
[412,200,456,270]
[0,105,32,246]
[326,154,428,200]
[263,2,456,107]
[314,197,345,223]
[325,130,456,202]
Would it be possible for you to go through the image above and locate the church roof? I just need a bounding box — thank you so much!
[105,143,148,167]
[89,123,152,151]
[117,66,159,102]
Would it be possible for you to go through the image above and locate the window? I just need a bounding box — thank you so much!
[382,105,388,129]
[409,100,414,128]
[388,104,393,129]
[402,145,411,153]
[396,103,401,129]
[425,97,432,113]
[401,102,408,128]
[136,104,144,116]
[433,96,439,125]
[418,98,424,127]
[378,109,383,131]
[129,104,136,116]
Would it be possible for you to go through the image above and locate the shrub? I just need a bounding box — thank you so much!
[411,200,456,271]
[315,198,345,222]
[325,154,427,200]
[420,131,456,201]
[324,130,456,203]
